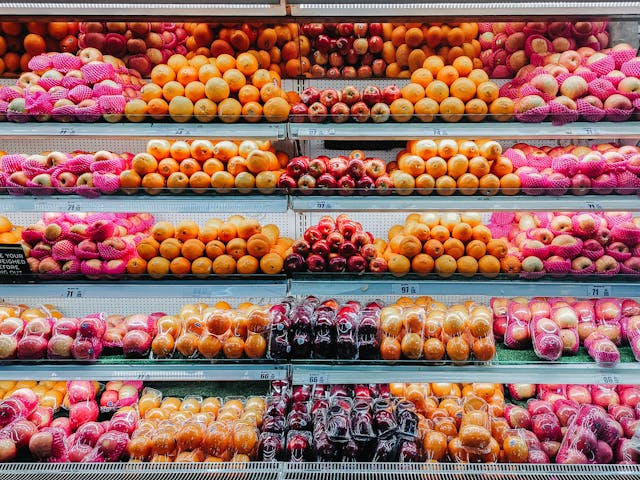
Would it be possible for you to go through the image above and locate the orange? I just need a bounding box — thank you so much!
[401,82,425,103]
[159,238,182,260]
[452,55,473,76]
[472,225,492,244]
[263,97,290,123]
[489,97,515,122]
[466,239,487,259]
[167,54,189,73]
[452,223,473,242]
[176,65,198,86]
[447,154,468,179]
[237,255,259,275]
[390,98,414,122]
[151,64,176,87]
[259,252,283,274]
[205,77,230,102]
[387,253,411,277]
[162,80,185,101]
[238,84,260,105]
[236,52,259,76]
[450,77,476,102]
[434,254,457,278]
[124,99,148,122]
[175,221,199,242]
[478,255,501,278]
[242,101,263,123]
[218,98,242,123]
[259,82,282,102]
[423,54,445,75]
[169,257,191,277]
[426,156,447,178]
[190,257,212,278]
[468,68,489,86]
[141,83,163,102]
[411,253,435,275]
[414,97,439,122]
[181,238,206,261]
[198,63,221,83]
[478,173,500,196]
[491,156,513,177]
[23,33,46,55]
[476,81,499,104]
[447,27,465,47]
[436,65,459,86]
[215,53,236,73]
[168,96,194,123]
[212,254,237,275]
[223,68,246,93]
[170,140,191,161]
[439,97,465,122]
[147,256,170,279]
[410,68,434,87]
[457,172,479,195]
[146,98,169,120]
[425,80,449,103]
[443,238,465,259]
[193,98,217,122]
[226,237,247,260]
[251,69,272,89]
[457,256,479,277]
[468,156,490,177]
[500,173,521,195]
[184,81,206,102]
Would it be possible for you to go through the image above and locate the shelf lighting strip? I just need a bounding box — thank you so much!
[290,1,640,17]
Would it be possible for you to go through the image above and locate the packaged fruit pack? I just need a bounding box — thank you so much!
[151,302,270,360]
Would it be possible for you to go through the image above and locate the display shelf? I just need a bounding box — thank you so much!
[0,0,286,17]
[289,122,640,141]
[0,361,288,382]
[289,276,635,298]
[290,194,638,212]
[0,279,288,299]
[0,122,287,140]
[288,0,640,18]
[291,362,638,385]
[1,194,288,214]
[0,462,636,480]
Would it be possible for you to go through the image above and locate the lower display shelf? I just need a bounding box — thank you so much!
[289,277,633,298]
[291,362,637,386]
[0,462,637,480]
[0,362,288,382]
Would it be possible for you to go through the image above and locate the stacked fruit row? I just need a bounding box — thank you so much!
[294,57,514,124]
[492,297,640,364]
[0,380,137,463]
[2,50,143,123]
[479,21,609,78]
[506,44,640,123]
[492,211,640,279]
[128,215,290,278]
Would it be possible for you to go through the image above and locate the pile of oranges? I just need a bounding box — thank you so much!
[119,138,286,195]
[382,23,483,77]
[0,21,78,75]
[130,390,263,462]
[129,53,294,123]
[151,302,270,360]
[401,55,514,122]
[379,297,496,363]
[379,213,519,278]
[126,215,292,278]
[391,139,521,196]
[0,215,23,244]
[389,382,527,463]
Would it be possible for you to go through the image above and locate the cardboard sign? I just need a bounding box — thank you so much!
[0,244,29,281]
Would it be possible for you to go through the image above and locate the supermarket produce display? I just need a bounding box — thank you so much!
[0,6,639,477]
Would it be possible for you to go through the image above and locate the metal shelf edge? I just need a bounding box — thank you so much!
[291,363,640,385]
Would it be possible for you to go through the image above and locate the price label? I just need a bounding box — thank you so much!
[585,201,603,210]
[191,287,212,297]
[306,373,327,384]
[314,201,333,210]
[0,244,29,280]
[65,201,82,212]
[599,375,620,385]
[134,372,151,381]
[587,285,612,297]
[173,127,192,136]
[392,283,420,295]
[58,127,77,136]
[258,371,277,381]
[298,127,336,137]
[61,287,84,298]
[431,128,449,137]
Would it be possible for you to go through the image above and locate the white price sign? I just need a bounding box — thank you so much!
[258,371,277,381]
[313,200,333,210]
[306,373,327,384]
[587,285,612,297]
[392,283,420,295]
[599,375,620,385]
[61,287,85,298]
[584,201,603,210]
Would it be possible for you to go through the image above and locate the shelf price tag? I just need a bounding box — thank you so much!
[430,128,449,137]
[313,200,333,210]
[65,201,82,212]
[61,287,85,298]
[599,375,620,385]
[58,127,77,136]
[173,127,192,136]
[584,201,603,210]
[306,373,327,384]
[258,370,277,381]
[191,287,212,297]
[587,285,612,297]
[392,283,419,295]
